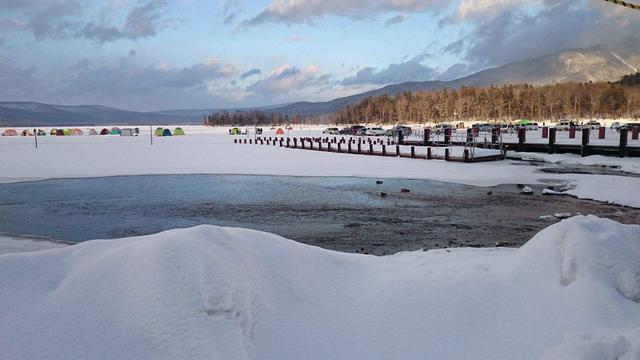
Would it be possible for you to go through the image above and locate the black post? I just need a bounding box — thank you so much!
[34,128,38,149]
[518,128,526,152]
[357,142,361,154]
[619,128,628,158]
[382,145,386,156]
[150,126,153,146]
[581,128,589,157]
[395,145,400,157]
[423,128,430,146]
[369,143,373,155]
[411,146,415,158]
[444,128,451,145]
[491,127,498,144]
[549,128,556,154]
[466,128,473,143]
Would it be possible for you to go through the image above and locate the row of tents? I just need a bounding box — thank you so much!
[2,127,186,137]
[154,127,185,136]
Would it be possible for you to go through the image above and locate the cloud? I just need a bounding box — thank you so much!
[444,0,640,69]
[240,68,261,79]
[287,35,306,43]
[0,58,39,98]
[82,0,176,43]
[248,64,328,93]
[241,0,446,26]
[386,13,409,26]
[341,54,439,85]
[0,0,175,43]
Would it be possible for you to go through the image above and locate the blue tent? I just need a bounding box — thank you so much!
[162,128,173,136]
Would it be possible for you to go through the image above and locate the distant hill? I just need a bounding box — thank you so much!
[268,40,640,116]
[0,102,204,127]
[1,40,638,126]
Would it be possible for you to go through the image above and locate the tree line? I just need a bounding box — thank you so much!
[204,111,304,126]
[323,74,640,124]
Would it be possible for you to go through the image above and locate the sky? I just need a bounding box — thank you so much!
[0,0,638,111]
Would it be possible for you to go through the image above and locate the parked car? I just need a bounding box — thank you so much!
[365,127,386,136]
[322,127,339,135]
[356,127,368,136]
[472,123,493,132]
[585,121,601,130]
[338,127,351,135]
[617,122,640,132]
[554,120,578,131]
[610,121,621,130]
[390,125,413,136]
[433,124,454,135]
[350,125,366,135]
[525,122,539,131]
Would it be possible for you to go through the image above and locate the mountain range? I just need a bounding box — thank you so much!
[1,41,639,126]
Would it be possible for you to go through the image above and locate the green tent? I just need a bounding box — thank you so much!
[110,127,121,135]
[64,128,72,135]
[154,127,164,136]
[514,119,531,126]
[229,127,240,135]
[174,127,185,136]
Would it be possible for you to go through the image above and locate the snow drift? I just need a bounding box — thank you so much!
[1,216,639,360]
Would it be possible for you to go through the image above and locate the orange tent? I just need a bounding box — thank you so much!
[2,129,18,136]
[72,128,83,136]
[276,128,285,135]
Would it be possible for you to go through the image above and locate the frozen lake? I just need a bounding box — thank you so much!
[1,174,639,254]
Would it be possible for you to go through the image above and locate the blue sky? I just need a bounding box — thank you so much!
[0,0,636,111]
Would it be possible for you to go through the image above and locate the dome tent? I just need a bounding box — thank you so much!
[2,129,18,136]
[64,129,72,135]
[174,127,185,135]
[110,127,121,135]
[50,129,58,135]
[37,129,47,136]
[100,128,109,135]
[89,129,98,135]
[276,128,285,135]
[56,129,65,136]
[71,128,83,136]
[121,128,134,136]
[154,127,164,136]
[162,128,173,136]
[21,129,32,136]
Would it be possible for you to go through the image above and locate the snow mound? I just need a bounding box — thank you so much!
[1,216,639,360]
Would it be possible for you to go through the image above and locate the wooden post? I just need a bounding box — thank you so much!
[569,126,576,139]
[542,127,548,139]
[444,128,451,145]
[518,127,526,152]
[549,128,556,154]
[620,128,628,158]
[492,127,499,143]
[581,128,589,157]
[633,126,639,140]
[598,127,605,139]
